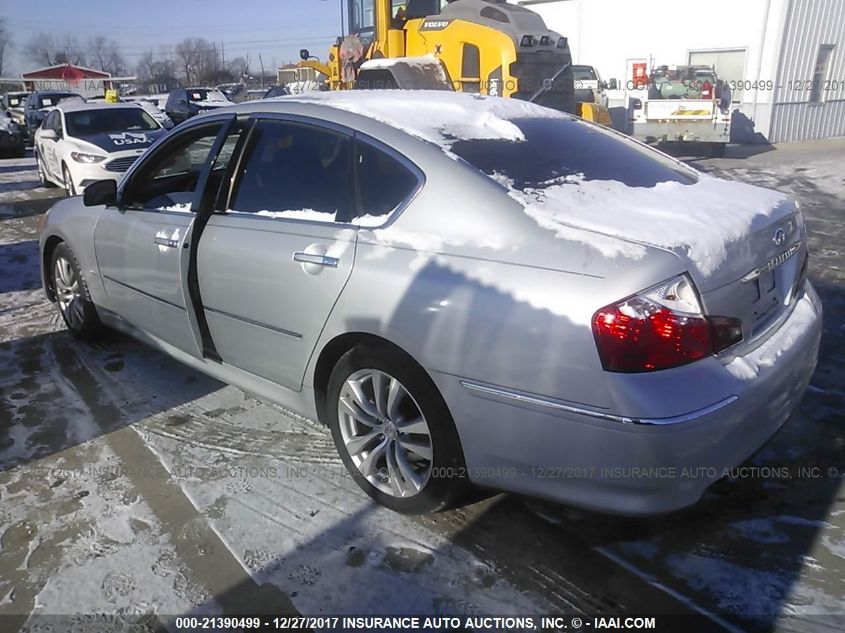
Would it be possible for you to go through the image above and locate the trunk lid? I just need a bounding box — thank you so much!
[506,173,805,343]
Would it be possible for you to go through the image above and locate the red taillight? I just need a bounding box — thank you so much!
[592,276,742,373]
[701,81,713,100]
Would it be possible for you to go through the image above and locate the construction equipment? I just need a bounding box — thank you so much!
[300,0,611,121]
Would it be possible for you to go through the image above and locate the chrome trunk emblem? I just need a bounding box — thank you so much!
[741,244,800,283]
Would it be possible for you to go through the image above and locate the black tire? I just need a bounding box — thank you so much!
[50,243,103,340]
[326,344,468,513]
[36,153,55,187]
[62,163,76,196]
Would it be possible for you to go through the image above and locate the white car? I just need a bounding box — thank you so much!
[34,102,168,195]
[124,97,175,129]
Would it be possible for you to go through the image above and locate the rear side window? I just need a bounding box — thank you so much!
[353,140,419,226]
[450,117,697,189]
[229,119,353,222]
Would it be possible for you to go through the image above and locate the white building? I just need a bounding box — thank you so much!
[519,0,845,143]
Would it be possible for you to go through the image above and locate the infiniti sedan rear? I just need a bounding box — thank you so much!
[39,91,822,514]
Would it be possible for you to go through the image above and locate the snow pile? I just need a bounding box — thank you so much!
[255,209,333,221]
[157,202,192,213]
[290,90,563,147]
[360,54,452,89]
[499,171,791,276]
[726,292,819,380]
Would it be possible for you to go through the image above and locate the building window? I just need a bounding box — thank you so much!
[810,45,834,103]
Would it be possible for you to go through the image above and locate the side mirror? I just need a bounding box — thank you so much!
[300,48,310,61]
[608,78,618,90]
[40,128,58,141]
[83,179,117,207]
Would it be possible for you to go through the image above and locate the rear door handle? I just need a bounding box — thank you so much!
[293,252,339,268]
[154,235,179,248]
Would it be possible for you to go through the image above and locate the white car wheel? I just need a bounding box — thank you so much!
[36,153,56,188]
[62,164,77,197]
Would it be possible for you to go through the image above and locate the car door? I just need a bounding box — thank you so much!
[41,110,62,179]
[196,116,358,391]
[93,116,235,355]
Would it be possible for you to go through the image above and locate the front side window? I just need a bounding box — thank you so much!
[45,110,60,131]
[450,117,697,190]
[353,140,419,226]
[229,119,353,222]
[123,124,224,211]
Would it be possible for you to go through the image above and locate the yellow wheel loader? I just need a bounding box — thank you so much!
[299,0,609,122]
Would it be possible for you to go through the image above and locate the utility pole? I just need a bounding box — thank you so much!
[221,41,225,66]
[258,52,265,89]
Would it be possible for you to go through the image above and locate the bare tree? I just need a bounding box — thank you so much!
[227,56,250,80]
[0,19,10,75]
[136,50,156,82]
[26,32,58,66]
[56,34,86,65]
[175,38,202,84]
[87,36,127,75]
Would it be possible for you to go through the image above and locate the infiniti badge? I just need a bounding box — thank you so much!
[773,228,787,246]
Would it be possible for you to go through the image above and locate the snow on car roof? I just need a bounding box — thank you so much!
[57,101,145,113]
[280,90,566,146]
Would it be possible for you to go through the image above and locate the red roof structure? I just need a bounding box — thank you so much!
[21,63,111,82]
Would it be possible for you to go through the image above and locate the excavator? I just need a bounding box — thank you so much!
[298,0,611,124]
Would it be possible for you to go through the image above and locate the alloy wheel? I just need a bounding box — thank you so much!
[54,256,84,330]
[36,156,48,186]
[337,369,433,498]
[63,166,76,196]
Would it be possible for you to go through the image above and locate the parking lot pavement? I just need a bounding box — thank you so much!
[0,144,843,632]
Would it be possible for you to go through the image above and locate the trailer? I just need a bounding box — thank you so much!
[627,64,732,156]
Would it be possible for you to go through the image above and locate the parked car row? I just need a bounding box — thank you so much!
[2,83,295,156]
[0,103,27,157]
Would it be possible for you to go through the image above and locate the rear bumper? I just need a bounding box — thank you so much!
[435,284,822,515]
[632,120,730,143]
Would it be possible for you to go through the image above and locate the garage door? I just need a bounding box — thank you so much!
[689,49,747,102]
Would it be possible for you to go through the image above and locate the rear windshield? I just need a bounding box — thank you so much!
[66,108,160,137]
[6,95,24,108]
[572,66,598,81]
[38,93,78,108]
[188,89,227,102]
[450,117,697,189]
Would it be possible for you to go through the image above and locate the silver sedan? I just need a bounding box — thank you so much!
[39,91,822,514]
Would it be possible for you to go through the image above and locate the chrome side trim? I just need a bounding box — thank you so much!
[204,306,302,339]
[459,379,738,426]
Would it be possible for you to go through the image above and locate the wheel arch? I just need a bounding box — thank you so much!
[42,235,64,301]
[312,332,430,425]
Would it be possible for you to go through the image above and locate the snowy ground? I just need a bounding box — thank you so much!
[0,142,843,633]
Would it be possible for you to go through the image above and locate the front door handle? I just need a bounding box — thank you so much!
[293,252,339,268]
[154,235,179,249]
